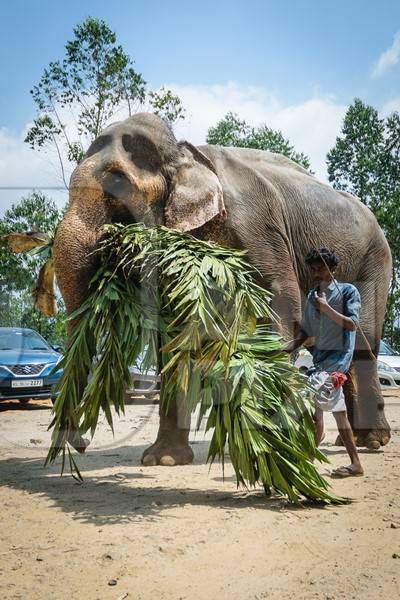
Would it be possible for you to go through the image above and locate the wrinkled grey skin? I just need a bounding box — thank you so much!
[54,112,392,465]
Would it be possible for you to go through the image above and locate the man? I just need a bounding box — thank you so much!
[285,248,364,477]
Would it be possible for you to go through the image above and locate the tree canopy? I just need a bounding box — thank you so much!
[206,112,311,171]
[0,193,66,344]
[327,98,400,345]
[25,17,185,186]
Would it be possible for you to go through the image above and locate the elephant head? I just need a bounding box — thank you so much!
[54,112,226,317]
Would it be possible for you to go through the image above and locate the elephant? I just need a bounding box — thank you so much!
[53,111,392,465]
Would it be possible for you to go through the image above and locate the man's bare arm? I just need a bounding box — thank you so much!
[313,292,357,331]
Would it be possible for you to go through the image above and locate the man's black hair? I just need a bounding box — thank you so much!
[305,247,339,268]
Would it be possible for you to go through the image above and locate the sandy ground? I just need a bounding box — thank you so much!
[0,392,400,600]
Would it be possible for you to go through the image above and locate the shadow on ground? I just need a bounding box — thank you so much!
[0,399,53,412]
[0,441,331,527]
[0,394,158,412]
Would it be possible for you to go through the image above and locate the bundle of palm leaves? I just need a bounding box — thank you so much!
[46,223,344,503]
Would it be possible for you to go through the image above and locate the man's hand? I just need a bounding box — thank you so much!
[313,291,329,313]
[313,291,357,331]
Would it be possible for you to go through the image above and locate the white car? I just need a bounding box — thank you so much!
[294,340,400,391]
[376,341,400,390]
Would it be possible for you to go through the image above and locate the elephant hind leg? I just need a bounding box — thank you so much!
[343,362,357,429]
[338,355,390,449]
[351,347,391,449]
[349,267,391,448]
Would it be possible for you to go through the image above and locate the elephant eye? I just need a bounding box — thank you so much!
[85,135,111,158]
[122,134,162,172]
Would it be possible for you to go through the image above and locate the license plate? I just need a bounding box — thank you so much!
[12,379,43,388]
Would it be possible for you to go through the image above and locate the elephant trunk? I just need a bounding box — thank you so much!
[53,202,109,334]
[54,156,112,330]
[52,203,107,454]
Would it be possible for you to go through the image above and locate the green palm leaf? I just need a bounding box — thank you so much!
[46,222,346,504]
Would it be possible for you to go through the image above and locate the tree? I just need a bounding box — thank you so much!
[206,112,311,171]
[25,17,185,187]
[326,99,400,345]
[0,193,66,344]
[326,99,384,201]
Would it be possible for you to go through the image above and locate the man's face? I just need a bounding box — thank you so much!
[309,261,333,284]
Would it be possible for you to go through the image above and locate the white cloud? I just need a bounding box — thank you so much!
[0,82,348,216]
[170,82,346,180]
[0,128,68,215]
[169,81,281,142]
[371,31,400,78]
[382,97,400,116]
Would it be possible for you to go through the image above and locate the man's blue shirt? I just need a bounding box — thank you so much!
[301,280,361,374]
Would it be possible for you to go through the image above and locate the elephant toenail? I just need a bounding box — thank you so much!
[366,440,380,450]
[142,454,157,466]
[160,455,176,466]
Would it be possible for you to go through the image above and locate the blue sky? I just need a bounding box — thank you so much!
[1,0,399,212]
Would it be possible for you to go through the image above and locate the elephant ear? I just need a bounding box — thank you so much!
[164,142,226,232]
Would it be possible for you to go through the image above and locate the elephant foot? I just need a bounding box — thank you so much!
[335,429,390,450]
[141,437,194,467]
[353,429,391,450]
[68,431,90,454]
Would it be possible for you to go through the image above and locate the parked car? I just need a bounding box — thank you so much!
[376,340,400,389]
[295,340,400,390]
[126,352,160,399]
[0,327,63,404]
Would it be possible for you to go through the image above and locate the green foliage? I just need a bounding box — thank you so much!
[206,112,249,147]
[47,223,344,504]
[327,99,384,200]
[207,112,311,171]
[148,86,185,123]
[326,99,400,346]
[0,192,61,292]
[25,17,185,185]
[0,192,66,345]
[0,291,66,347]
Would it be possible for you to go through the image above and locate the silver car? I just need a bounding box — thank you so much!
[126,353,160,399]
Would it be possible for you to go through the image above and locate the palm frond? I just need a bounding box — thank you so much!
[46,223,345,504]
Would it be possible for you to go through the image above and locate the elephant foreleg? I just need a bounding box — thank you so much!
[246,232,304,339]
[267,272,303,340]
[141,386,194,466]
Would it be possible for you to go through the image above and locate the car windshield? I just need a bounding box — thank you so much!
[0,330,50,351]
[379,340,399,356]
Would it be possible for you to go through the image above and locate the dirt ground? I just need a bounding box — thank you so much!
[0,392,399,600]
